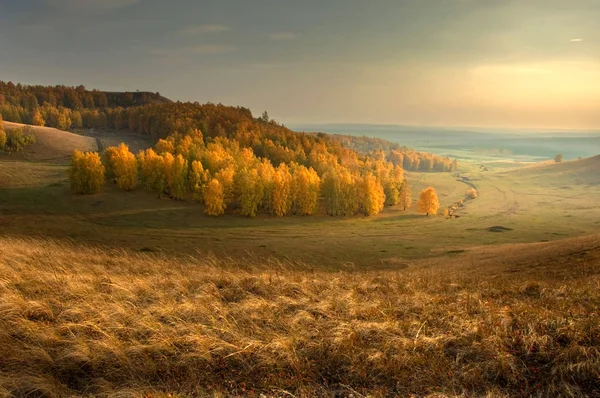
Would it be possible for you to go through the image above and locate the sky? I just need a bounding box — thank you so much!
[0,0,599,129]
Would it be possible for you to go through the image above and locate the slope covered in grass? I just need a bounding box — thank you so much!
[2,121,97,162]
[0,237,598,397]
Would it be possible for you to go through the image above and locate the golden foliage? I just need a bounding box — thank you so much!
[203,178,225,216]
[399,180,412,210]
[358,174,386,216]
[167,153,188,200]
[270,163,293,216]
[137,148,167,197]
[0,115,5,150]
[189,160,209,203]
[112,143,137,191]
[418,187,440,216]
[467,187,478,199]
[69,150,105,194]
[291,165,321,215]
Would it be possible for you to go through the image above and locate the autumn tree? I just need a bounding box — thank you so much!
[31,109,45,126]
[271,163,292,216]
[215,165,236,209]
[155,138,175,155]
[418,187,440,216]
[112,143,138,191]
[167,153,188,200]
[399,180,412,210]
[358,174,386,216]
[235,167,263,217]
[137,148,167,197]
[189,160,209,202]
[554,153,563,163]
[203,178,226,216]
[0,114,5,150]
[291,165,320,215]
[69,150,105,194]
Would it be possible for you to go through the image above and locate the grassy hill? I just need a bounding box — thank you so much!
[2,121,97,162]
[0,236,598,397]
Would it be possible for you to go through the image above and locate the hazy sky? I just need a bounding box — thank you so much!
[1,0,599,129]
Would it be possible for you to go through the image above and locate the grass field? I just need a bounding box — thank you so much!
[0,236,598,397]
[1,123,599,396]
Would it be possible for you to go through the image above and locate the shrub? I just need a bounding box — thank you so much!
[554,154,563,163]
[4,127,36,152]
[69,150,105,194]
[466,188,478,199]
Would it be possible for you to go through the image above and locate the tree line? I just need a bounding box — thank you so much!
[1,81,457,175]
[71,133,415,217]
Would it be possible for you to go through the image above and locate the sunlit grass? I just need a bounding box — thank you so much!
[1,237,598,397]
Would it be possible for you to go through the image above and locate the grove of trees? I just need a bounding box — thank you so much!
[0,81,458,218]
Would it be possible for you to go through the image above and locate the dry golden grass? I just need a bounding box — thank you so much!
[0,236,599,397]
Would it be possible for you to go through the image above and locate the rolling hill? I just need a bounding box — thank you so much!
[2,121,97,162]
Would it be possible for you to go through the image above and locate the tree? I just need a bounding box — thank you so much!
[418,187,440,216]
[137,148,167,197]
[399,180,412,210]
[189,160,209,203]
[156,138,175,155]
[167,153,188,200]
[112,143,138,191]
[554,153,563,163]
[236,167,263,217]
[0,113,5,150]
[203,179,226,216]
[291,166,320,215]
[358,174,385,216]
[69,150,105,194]
[31,109,45,126]
[271,163,292,216]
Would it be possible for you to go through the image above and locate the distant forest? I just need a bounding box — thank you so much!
[1,81,457,217]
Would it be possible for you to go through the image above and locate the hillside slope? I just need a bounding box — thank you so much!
[2,121,97,162]
[0,235,598,397]
[501,155,600,185]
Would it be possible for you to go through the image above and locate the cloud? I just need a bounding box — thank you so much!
[148,44,236,57]
[180,24,230,36]
[570,38,584,42]
[44,0,140,11]
[270,32,298,41]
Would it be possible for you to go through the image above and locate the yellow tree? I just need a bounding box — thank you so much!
[215,165,236,209]
[291,166,320,215]
[155,138,175,155]
[359,174,386,216]
[31,109,45,126]
[102,146,119,182]
[236,167,263,217]
[69,150,105,194]
[167,153,188,200]
[112,143,137,191]
[203,178,225,216]
[0,114,5,150]
[321,167,341,215]
[256,159,275,213]
[189,160,209,202]
[271,163,292,216]
[418,187,440,216]
[137,149,167,197]
[399,180,412,211]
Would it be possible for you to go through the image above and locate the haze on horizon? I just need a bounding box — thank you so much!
[0,0,598,130]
